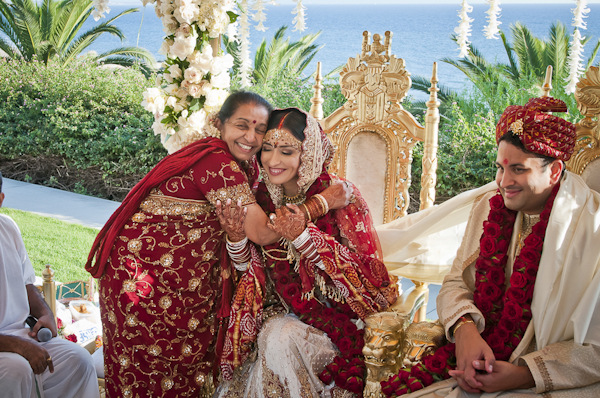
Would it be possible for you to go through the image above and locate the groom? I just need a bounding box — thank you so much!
[434,97,600,396]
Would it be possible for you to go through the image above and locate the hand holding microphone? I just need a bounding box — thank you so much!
[25,315,53,342]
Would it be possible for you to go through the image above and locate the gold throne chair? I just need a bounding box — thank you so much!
[566,65,600,192]
[309,31,441,322]
[309,31,442,397]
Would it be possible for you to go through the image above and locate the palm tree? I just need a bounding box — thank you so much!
[411,21,600,115]
[224,25,342,85]
[0,0,155,75]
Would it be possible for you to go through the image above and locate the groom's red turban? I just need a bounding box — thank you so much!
[496,97,576,161]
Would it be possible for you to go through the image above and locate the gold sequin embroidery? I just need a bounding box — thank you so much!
[161,377,175,391]
[127,239,142,253]
[159,296,172,309]
[188,318,200,331]
[205,183,256,207]
[148,344,162,356]
[160,253,174,267]
[140,194,213,216]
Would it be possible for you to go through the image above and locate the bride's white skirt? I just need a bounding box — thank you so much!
[215,314,339,398]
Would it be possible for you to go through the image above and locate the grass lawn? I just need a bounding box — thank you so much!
[0,207,98,282]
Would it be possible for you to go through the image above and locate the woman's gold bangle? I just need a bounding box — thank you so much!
[453,319,475,335]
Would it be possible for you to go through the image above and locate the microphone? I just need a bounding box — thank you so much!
[25,315,53,342]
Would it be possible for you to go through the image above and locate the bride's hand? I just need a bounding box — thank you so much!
[319,180,354,210]
[215,199,247,242]
[267,204,306,241]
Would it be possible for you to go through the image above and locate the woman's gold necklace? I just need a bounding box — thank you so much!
[283,192,306,205]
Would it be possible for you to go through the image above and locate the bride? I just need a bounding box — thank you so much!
[216,108,398,397]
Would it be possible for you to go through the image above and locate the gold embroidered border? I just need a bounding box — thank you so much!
[206,183,256,207]
[534,356,554,392]
[442,305,476,329]
[139,194,214,216]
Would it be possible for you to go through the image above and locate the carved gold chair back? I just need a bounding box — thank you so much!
[565,65,600,191]
[309,31,440,227]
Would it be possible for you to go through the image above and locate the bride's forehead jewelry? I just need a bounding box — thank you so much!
[264,112,302,151]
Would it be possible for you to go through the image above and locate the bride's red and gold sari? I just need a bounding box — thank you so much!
[218,110,398,397]
[87,138,258,398]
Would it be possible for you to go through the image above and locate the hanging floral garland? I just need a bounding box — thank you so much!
[566,0,590,94]
[454,0,473,58]
[483,0,501,40]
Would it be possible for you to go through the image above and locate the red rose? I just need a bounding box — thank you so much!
[523,233,544,249]
[337,336,353,353]
[291,295,311,313]
[496,239,509,254]
[491,253,507,265]
[480,237,497,257]
[510,272,528,289]
[540,210,551,222]
[343,322,357,335]
[519,320,530,331]
[479,281,502,301]
[488,311,502,324]
[476,258,493,272]
[486,267,505,286]
[489,194,505,210]
[510,335,522,348]
[332,313,350,326]
[525,284,535,301]
[489,210,506,224]
[495,323,509,340]
[503,300,523,321]
[66,334,77,343]
[500,317,517,333]
[501,345,514,361]
[328,329,342,342]
[399,370,411,383]
[390,377,402,390]
[322,324,335,334]
[532,222,548,235]
[483,221,502,239]
[282,282,301,300]
[407,376,424,391]
[348,365,364,377]
[519,247,541,265]
[475,297,493,314]
[274,261,290,275]
[524,263,539,281]
[322,308,336,318]
[314,320,325,330]
[276,275,290,286]
[486,333,504,352]
[381,382,394,396]
[334,371,348,388]
[350,348,364,357]
[327,360,340,374]
[395,387,409,396]
[346,376,363,393]
[320,370,333,385]
[411,367,434,386]
[423,354,448,374]
[507,287,527,303]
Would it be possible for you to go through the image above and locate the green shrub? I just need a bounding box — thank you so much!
[0,58,166,176]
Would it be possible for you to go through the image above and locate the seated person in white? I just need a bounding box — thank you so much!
[383,97,600,397]
[0,171,99,398]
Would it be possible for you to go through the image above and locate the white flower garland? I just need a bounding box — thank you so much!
[483,0,501,40]
[238,0,253,88]
[291,0,306,32]
[454,0,473,58]
[252,0,268,32]
[566,0,590,94]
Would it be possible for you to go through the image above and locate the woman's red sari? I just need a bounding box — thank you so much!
[87,138,258,398]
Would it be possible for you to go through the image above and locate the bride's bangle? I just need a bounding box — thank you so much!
[226,236,250,270]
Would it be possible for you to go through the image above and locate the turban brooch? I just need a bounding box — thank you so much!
[496,97,576,161]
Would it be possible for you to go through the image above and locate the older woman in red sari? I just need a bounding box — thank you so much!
[86,94,350,398]
[216,108,398,397]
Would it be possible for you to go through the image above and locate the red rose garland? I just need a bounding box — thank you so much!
[381,183,560,397]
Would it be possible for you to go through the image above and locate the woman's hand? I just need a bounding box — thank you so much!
[320,180,354,210]
[267,204,307,241]
[216,199,247,242]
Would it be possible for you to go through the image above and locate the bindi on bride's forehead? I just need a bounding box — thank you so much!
[503,159,508,165]
[253,120,256,124]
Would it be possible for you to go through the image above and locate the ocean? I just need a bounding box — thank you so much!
[81,3,600,95]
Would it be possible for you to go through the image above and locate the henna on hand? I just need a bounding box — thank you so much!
[216,199,247,242]
[266,204,307,241]
[319,180,353,210]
